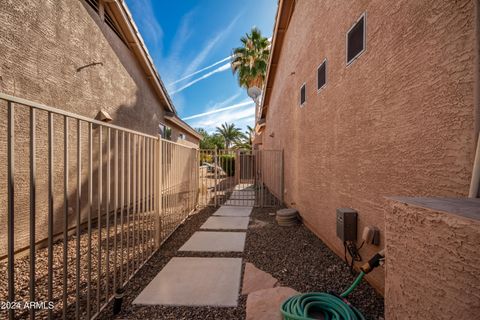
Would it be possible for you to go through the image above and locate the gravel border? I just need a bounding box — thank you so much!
[99,206,384,320]
[2,205,384,319]
[244,208,384,319]
[98,206,247,320]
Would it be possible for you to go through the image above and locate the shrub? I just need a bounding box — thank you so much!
[218,154,235,177]
[200,153,213,164]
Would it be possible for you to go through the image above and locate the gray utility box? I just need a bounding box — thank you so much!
[336,208,358,242]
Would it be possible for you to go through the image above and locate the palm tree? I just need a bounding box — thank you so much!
[245,125,254,145]
[231,27,270,89]
[232,133,252,150]
[216,122,242,149]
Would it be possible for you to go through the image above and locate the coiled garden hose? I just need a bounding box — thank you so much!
[280,271,365,320]
[280,250,385,320]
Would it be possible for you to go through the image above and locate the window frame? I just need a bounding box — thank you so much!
[317,58,327,92]
[159,123,172,140]
[346,12,367,66]
[300,82,306,107]
[159,123,166,138]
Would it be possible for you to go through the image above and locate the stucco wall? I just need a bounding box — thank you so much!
[385,197,480,319]
[168,121,201,147]
[262,0,478,292]
[0,0,196,256]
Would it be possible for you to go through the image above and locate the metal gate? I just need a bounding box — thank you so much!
[198,149,283,207]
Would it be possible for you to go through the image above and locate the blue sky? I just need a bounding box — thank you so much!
[125,0,277,133]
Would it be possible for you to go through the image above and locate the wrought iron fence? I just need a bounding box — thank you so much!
[0,93,198,320]
[198,148,283,208]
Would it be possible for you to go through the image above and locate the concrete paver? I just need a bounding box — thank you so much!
[133,257,242,307]
[179,231,246,252]
[214,206,253,217]
[200,216,250,230]
[225,199,255,206]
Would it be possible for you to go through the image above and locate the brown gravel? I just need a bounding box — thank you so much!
[244,208,384,320]
[99,206,383,320]
[2,205,384,319]
[97,206,247,320]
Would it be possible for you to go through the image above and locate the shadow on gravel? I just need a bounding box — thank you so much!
[98,206,247,320]
[99,206,384,320]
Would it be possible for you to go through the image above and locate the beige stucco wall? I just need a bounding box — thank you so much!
[0,0,197,256]
[168,121,201,148]
[262,0,478,292]
[385,198,480,319]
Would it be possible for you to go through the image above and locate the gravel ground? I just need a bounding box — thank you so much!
[244,208,384,320]
[0,207,188,320]
[1,205,384,319]
[98,206,247,320]
[98,206,384,320]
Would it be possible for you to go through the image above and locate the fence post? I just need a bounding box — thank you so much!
[214,146,218,207]
[155,136,163,248]
[281,149,284,204]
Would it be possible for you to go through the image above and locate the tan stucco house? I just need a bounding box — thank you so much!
[0,0,200,146]
[0,0,200,257]
[256,0,480,299]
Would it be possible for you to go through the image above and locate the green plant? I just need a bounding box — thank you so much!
[215,122,242,149]
[218,154,235,177]
[200,153,213,164]
[231,27,270,89]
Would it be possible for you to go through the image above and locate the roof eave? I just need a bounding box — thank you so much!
[165,113,203,140]
[260,0,296,119]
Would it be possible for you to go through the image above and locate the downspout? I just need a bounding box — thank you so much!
[469,0,480,197]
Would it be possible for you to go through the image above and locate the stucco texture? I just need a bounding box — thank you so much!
[0,0,197,256]
[261,0,478,292]
[385,198,480,319]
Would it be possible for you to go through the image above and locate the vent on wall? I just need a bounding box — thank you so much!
[85,0,99,12]
[300,83,306,106]
[317,59,327,91]
[347,13,366,65]
[83,0,127,46]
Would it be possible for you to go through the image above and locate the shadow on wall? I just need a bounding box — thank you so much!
[0,0,177,258]
[0,88,197,260]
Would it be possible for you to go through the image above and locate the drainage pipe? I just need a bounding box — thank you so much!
[470,0,480,198]
[470,132,480,197]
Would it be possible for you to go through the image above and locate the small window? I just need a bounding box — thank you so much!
[179,133,186,140]
[300,83,306,106]
[347,13,366,65]
[159,124,172,140]
[317,59,327,91]
[165,126,172,140]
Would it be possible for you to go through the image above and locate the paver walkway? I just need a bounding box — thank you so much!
[201,216,250,230]
[133,185,253,307]
[214,206,253,217]
[133,257,242,306]
[179,231,246,252]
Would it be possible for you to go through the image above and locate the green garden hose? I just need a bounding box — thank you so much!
[280,271,366,320]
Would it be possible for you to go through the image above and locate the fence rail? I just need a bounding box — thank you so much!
[0,93,198,320]
[198,148,283,208]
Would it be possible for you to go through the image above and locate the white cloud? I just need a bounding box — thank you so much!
[127,0,163,52]
[182,13,241,78]
[168,55,232,87]
[183,100,252,120]
[186,100,255,133]
[170,62,231,95]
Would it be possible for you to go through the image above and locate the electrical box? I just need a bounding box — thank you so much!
[336,208,358,242]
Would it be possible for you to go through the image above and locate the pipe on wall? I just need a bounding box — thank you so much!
[469,0,480,197]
